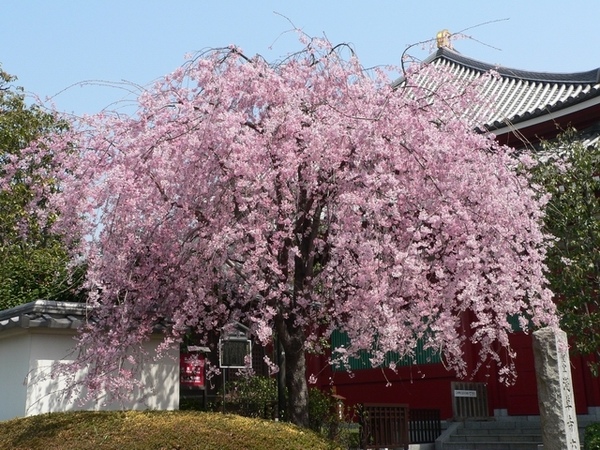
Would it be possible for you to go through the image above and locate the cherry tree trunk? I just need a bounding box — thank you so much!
[278,319,309,427]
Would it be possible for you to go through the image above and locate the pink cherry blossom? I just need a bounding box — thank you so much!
[6,38,557,426]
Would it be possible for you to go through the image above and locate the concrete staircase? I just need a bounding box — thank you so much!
[436,419,543,450]
[435,409,600,449]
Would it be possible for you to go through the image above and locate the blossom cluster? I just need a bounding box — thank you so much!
[4,38,557,399]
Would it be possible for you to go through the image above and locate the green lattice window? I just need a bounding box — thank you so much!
[508,313,533,332]
[330,330,441,371]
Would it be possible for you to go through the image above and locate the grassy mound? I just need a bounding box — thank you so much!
[0,410,341,450]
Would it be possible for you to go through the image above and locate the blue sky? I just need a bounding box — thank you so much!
[2,1,598,116]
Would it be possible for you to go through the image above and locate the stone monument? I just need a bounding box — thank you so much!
[532,327,580,450]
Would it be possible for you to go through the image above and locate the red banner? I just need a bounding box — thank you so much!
[180,352,205,388]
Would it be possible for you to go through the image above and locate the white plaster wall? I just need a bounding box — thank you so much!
[25,331,179,416]
[0,331,31,421]
[0,328,179,420]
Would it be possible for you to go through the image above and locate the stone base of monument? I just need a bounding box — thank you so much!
[533,327,581,450]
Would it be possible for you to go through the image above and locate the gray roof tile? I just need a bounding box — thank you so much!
[398,48,600,132]
[0,300,88,332]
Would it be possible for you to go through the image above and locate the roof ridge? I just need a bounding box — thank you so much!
[431,48,600,85]
[0,299,88,321]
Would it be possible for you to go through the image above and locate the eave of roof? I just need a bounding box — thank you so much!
[0,300,173,335]
[0,300,88,332]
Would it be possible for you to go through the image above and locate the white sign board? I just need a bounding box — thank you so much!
[454,389,477,398]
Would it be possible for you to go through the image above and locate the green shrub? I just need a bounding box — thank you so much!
[217,378,355,446]
[308,388,358,448]
[224,375,279,419]
[207,376,357,447]
[309,387,335,433]
[586,422,600,450]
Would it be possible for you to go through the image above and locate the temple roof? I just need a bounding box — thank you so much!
[400,47,600,137]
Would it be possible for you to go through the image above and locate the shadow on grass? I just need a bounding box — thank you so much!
[3,411,123,448]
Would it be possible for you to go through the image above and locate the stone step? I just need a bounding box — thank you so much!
[461,420,541,430]
[437,421,543,450]
[449,433,542,442]
[437,412,600,448]
[440,442,542,450]
[455,427,541,436]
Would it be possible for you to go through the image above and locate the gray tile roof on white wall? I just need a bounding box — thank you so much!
[0,300,89,332]
[0,300,173,334]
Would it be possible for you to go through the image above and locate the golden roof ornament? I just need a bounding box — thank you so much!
[436,29,452,49]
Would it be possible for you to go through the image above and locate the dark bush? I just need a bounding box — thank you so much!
[586,422,600,450]
[223,375,278,419]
